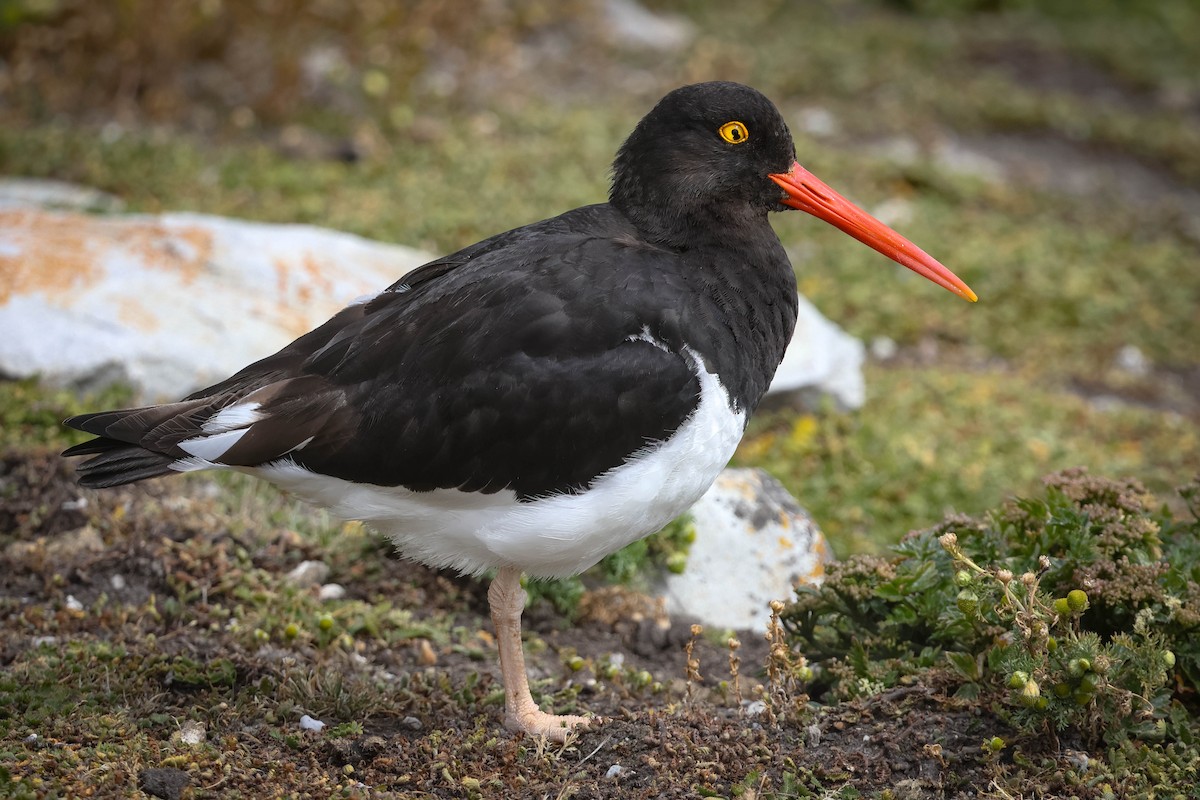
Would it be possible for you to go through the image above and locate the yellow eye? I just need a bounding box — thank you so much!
[718,121,749,144]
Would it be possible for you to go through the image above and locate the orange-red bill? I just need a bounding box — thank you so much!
[769,161,977,302]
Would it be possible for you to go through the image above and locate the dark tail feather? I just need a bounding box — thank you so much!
[63,406,195,488]
[69,441,177,488]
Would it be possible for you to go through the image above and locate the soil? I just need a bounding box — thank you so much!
[0,447,1025,798]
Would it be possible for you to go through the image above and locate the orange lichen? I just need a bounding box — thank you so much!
[0,210,215,306]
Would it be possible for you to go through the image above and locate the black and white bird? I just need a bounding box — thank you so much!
[63,82,976,740]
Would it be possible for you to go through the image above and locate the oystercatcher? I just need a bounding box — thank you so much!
[63,82,976,740]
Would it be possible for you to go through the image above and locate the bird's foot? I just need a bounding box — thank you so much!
[504,709,592,742]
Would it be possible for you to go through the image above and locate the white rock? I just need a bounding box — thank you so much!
[318,583,347,601]
[0,178,124,212]
[174,720,207,746]
[110,574,127,591]
[0,207,432,401]
[285,560,330,588]
[605,764,624,779]
[602,0,694,51]
[766,294,866,410]
[870,335,898,361]
[665,468,830,632]
[65,595,84,612]
[795,107,838,139]
[1114,344,1150,377]
[299,714,326,732]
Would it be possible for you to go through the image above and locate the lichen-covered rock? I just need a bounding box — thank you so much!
[0,207,431,400]
[660,468,831,632]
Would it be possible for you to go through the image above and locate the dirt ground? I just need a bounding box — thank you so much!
[0,446,1038,798]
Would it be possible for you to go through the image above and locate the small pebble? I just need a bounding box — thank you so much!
[401,716,422,731]
[299,714,326,732]
[174,721,206,746]
[743,700,766,716]
[65,595,83,612]
[1114,344,1150,377]
[110,574,127,591]
[318,583,346,600]
[605,764,624,779]
[870,336,898,361]
[32,636,58,647]
[285,560,330,588]
[23,734,38,745]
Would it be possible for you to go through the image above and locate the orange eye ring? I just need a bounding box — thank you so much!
[718,121,749,144]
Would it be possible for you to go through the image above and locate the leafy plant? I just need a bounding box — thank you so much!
[782,469,1199,749]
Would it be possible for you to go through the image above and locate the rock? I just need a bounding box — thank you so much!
[1114,344,1150,377]
[285,560,330,588]
[0,178,124,213]
[764,294,866,410]
[171,720,206,746]
[794,107,839,139]
[870,335,898,361]
[602,0,694,51]
[138,767,190,800]
[662,468,830,632]
[299,714,326,732]
[318,583,347,601]
[0,207,432,400]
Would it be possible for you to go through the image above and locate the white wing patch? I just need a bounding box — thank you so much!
[177,401,265,462]
[201,402,263,433]
[178,427,251,461]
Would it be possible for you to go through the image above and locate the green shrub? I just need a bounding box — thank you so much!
[782,469,1200,748]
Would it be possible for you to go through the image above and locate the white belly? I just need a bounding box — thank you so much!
[253,351,745,578]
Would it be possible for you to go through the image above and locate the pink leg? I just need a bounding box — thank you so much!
[488,566,591,741]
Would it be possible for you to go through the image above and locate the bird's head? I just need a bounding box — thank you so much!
[610,81,977,302]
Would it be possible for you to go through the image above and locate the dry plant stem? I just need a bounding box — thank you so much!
[684,623,703,703]
[728,637,742,708]
[765,600,790,723]
[488,566,590,742]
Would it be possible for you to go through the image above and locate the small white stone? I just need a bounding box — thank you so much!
[175,721,206,746]
[65,595,83,612]
[110,574,127,591]
[605,764,624,779]
[60,496,88,511]
[870,197,913,229]
[299,714,326,732]
[1114,344,1150,377]
[795,107,838,138]
[285,560,330,588]
[32,636,58,647]
[743,700,767,716]
[318,583,346,601]
[870,336,898,361]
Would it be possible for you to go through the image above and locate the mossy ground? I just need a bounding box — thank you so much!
[2,0,1199,797]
